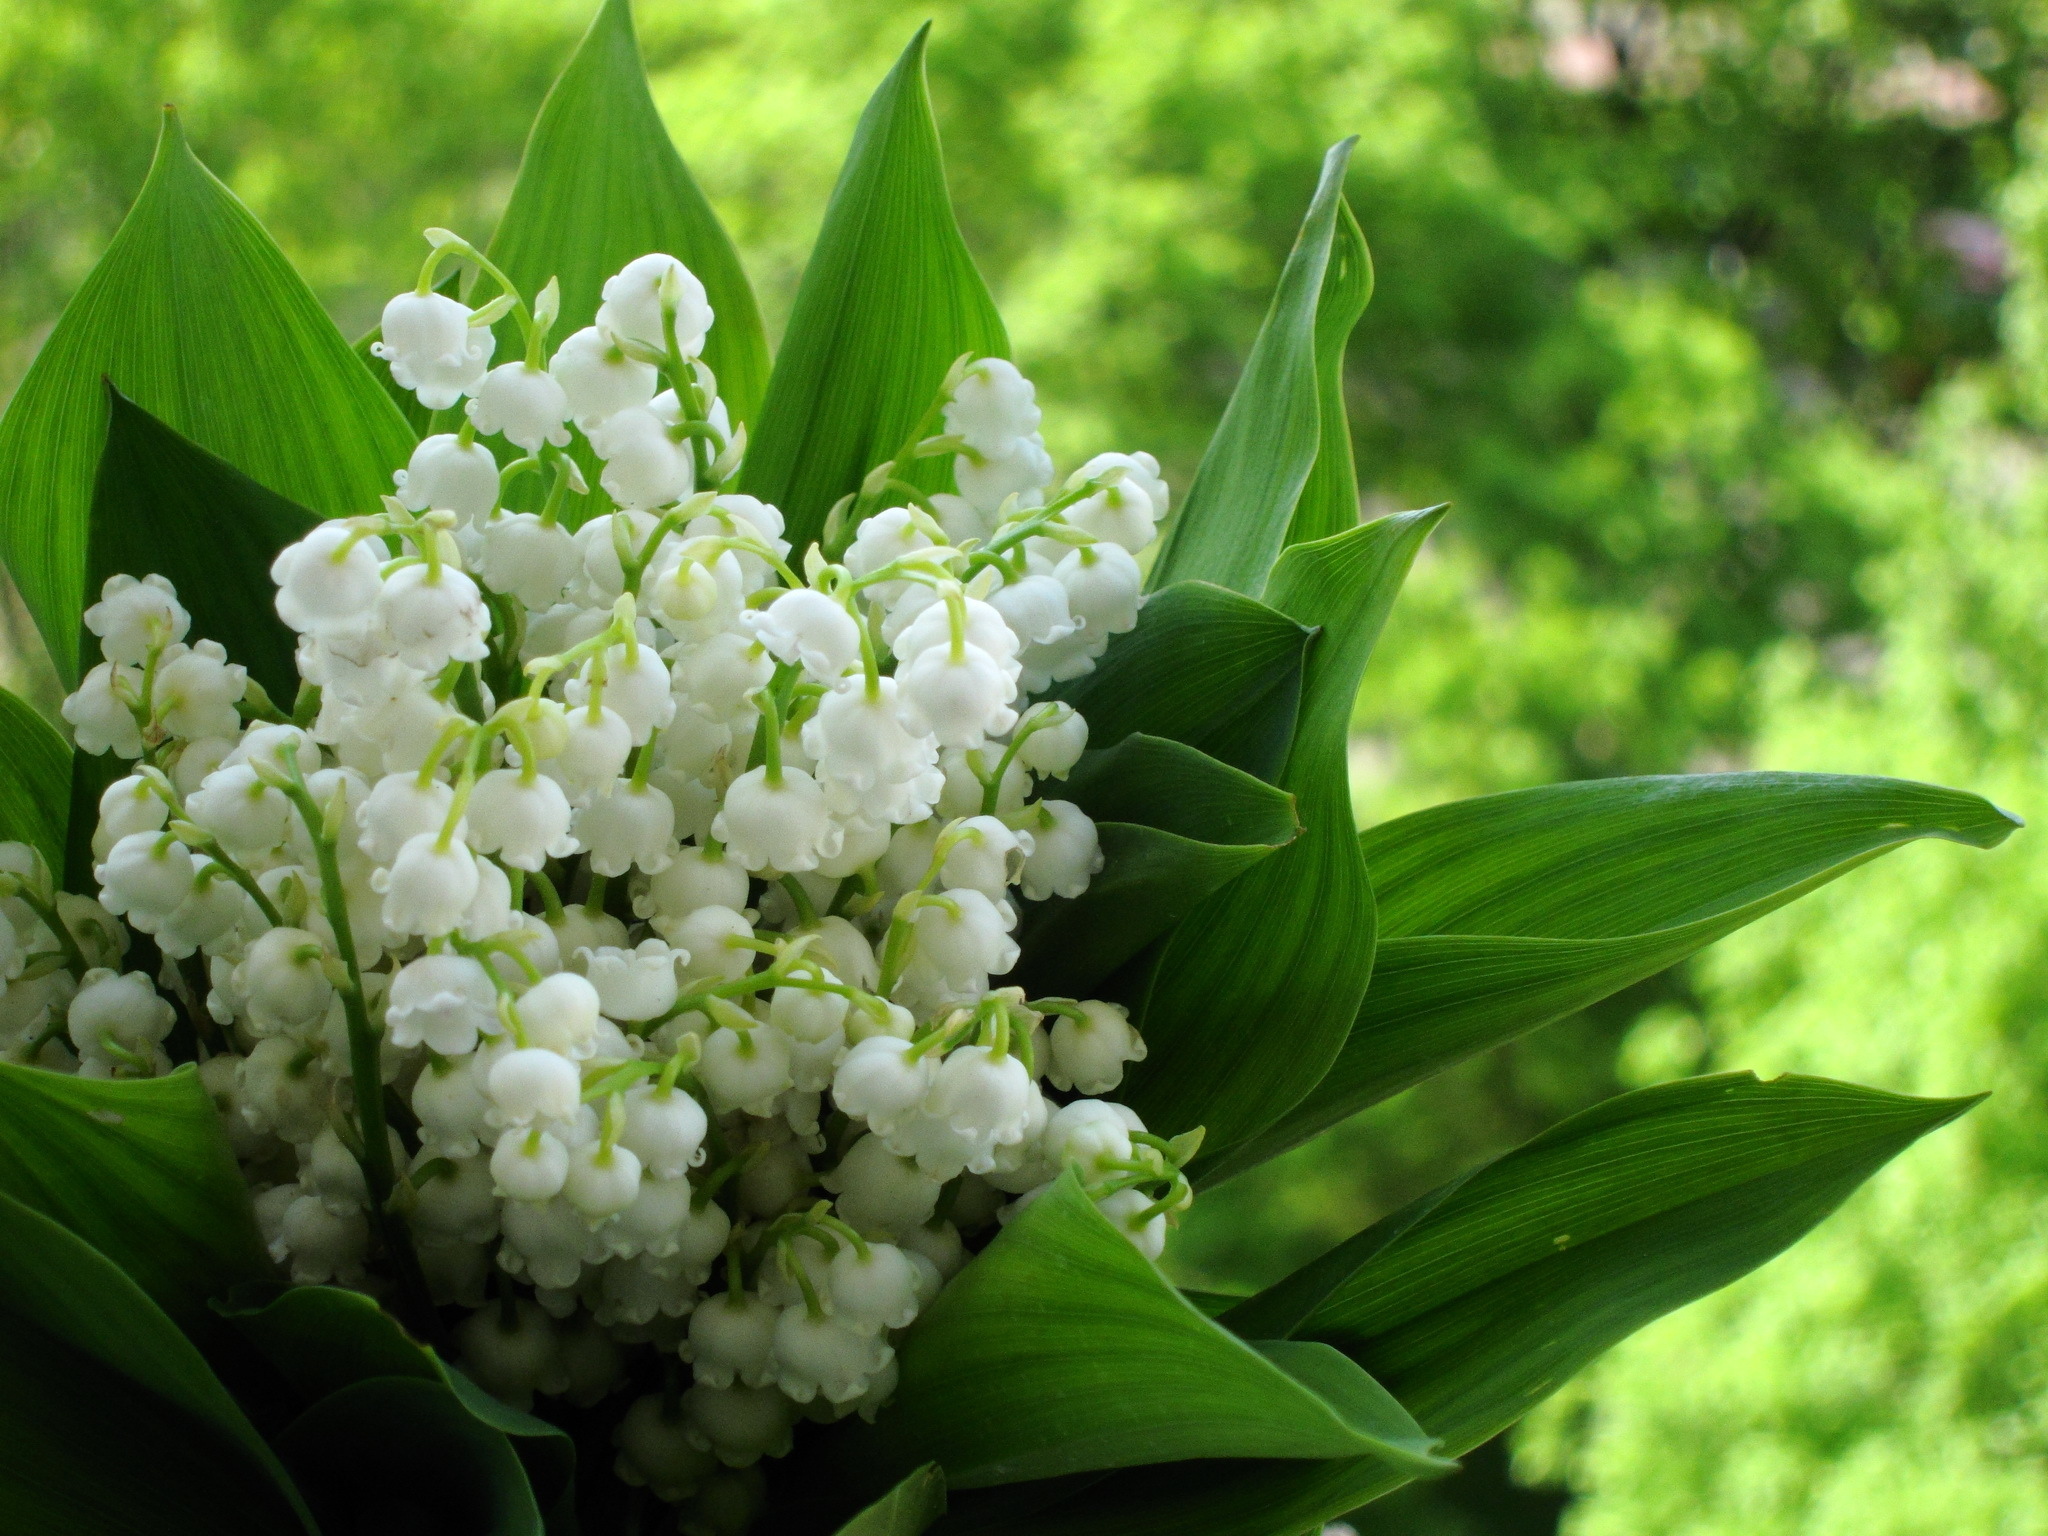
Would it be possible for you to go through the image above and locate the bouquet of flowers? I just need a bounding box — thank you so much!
[0,4,2017,1534]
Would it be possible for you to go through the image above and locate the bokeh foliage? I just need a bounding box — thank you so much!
[0,0,2036,1530]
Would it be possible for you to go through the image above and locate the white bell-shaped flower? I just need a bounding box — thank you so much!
[1019,800,1102,901]
[659,905,755,985]
[826,1241,923,1332]
[583,939,682,1023]
[804,678,943,808]
[697,1025,794,1116]
[590,403,693,509]
[575,780,676,877]
[566,643,674,745]
[564,1138,643,1220]
[550,325,659,429]
[1014,704,1088,777]
[908,888,1019,987]
[500,1194,598,1292]
[742,589,861,684]
[894,642,1018,750]
[924,1042,1035,1145]
[1043,1096,1137,1174]
[673,632,773,726]
[987,572,1079,651]
[275,1193,369,1284]
[85,574,188,665]
[1095,1185,1168,1261]
[635,843,750,924]
[955,434,1052,515]
[820,1134,942,1236]
[1056,541,1143,640]
[273,525,387,634]
[617,1081,708,1178]
[65,968,174,1058]
[95,774,167,846]
[467,361,572,452]
[614,1395,718,1502]
[601,1170,694,1260]
[552,704,634,801]
[394,434,501,524]
[63,662,144,758]
[488,1045,582,1127]
[153,642,246,741]
[514,972,603,1059]
[157,858,250,958]
[375,289,493,409]
[938,815,1031,900]
[376,562,490,674]
[185,763,293,854]
[1048,998,1147,1094]
[386,952,497,1054]
[844,507,935,599]
[830,1036,937,1138]
[357,773,458,864]
[685,1291,780,1390]
[944,357,1041,457]
[413,1052,492,1157]
[410,1152,500,1244]
[712,766,841,874]
[1064,470,1163,553]
[771,1306,891,1404]
[467,768,577,872]
[373,833,480,936]
[681,1382,795,1468]
[475,513,580,610]
[236,926,334,1035]
[94,832,195,931]
[598,253,714,357]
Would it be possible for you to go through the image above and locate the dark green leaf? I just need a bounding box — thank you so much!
[741,26,1008,553]
[1046,581,1314,784]
[840,1173,1447,1493]
[963,1074,1977,1536]
[0,1061,272,1334]
[487,0,769,430]
[1126,510,1443,1163]
[1283,198,1372,548]
[835,1463,948,1536]
[89,386,317,702]
[0,1190,314,1535]
[0,108,412,684]
[1147,140,1362,597]
[0,685,71,874]
[1208,771,2022,1181]
[276,1376,542,1536]
[1018,735,1298,998]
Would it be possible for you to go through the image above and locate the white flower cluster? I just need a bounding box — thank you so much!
[35,238,1196,1517]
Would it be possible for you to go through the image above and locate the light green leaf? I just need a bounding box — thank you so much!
[487,0,769,430]
[1284,198,1373,548]
[90,387,317,703]
[0,1190,314,1535]
[1126,510,1443,1164]
[968,1074,1977,1536]
[833,1463,947,1536]
[1206,771,2021,1181]
[0,108,413,684]
[0,686,71,874]
[1017,734,1299,999]
[0,1061,272,1337]
[275,1376,542,1536]
[840,1173,1447,1492]
[1147,140,1365,597]
[741,26,1009,553]
[1046,580,1314,784]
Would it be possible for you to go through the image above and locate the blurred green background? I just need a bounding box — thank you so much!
[4,0,2045,1530]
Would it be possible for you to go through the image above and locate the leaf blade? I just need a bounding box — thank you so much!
[835,1463,948,1536]
[0,686,71,874]
[740,26,1008,553]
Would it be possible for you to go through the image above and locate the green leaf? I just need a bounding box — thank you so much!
[89,386,317,702]
[1293,1073,1978,1449]
[1147,140,1365,597]
[0,1062,272,1336]
[487,0,769,431]
[1283,198,1373,549]
[0,108,413,684]
[275,1376,542,1536]
[1018,734,1299,998]
[965,1074,1977,1536]
[741,26,1009,553]
[1207,771,2022,1181]
[0,1190,314,1535]
[835,1463,947,1535]
[1125,510,1443,1164]
[1046,581,1314,784]
[0,685,71,874]
[221,1283,576,1526]
[840,1173,1447,1492]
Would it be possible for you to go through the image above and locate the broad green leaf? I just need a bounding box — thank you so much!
[487,0,769,430]
[968,1074,1977,1536]
[0,685,71,873]
[741,26,1009,553]
[90,387,317,702]
[1147,140,1364,597]
[1017,735,1299,999]
[0,1190,313,1535]
[1046,581,1314,784]
[1207,772,2021,1181]
[839,1174,1447,1492]
[1283,198,1373,548]
[0,1061,272,1335]
[835,1463,948,1535]
[275,1376,542,1536]
[0,108,412,684]
[222,1283,577,1525]
[1126,510,1443,1164]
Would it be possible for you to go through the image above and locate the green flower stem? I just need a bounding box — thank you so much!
[273,745,439,1339]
